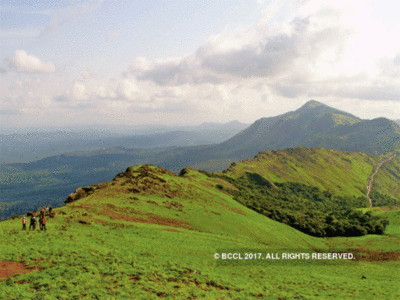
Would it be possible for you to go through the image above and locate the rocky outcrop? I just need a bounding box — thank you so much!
[65,186,97,205]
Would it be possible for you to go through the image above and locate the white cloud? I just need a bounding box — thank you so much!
[124,0,399,108]
[71,82,86,100]
[9,50,55,73]
[117,79,149,101]
[95,85,117,99]
[128,57,154,73]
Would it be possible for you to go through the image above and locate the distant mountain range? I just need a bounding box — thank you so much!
[0,121,249,164]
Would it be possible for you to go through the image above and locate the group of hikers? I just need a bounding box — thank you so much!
[22,206,50,232]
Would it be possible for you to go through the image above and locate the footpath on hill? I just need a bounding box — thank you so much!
[366,154,397,208]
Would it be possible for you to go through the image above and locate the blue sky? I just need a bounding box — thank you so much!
[1,0,399,128]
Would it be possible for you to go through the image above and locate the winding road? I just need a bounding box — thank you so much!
[366,154,397,208]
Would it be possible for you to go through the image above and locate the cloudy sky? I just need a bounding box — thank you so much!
[1,0,399,129]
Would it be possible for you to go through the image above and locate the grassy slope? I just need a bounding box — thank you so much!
[0,165,399,299]
[357,205,400,237]
[372,149,400,200]
[218,147,400,201]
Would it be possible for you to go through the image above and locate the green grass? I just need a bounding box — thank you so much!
[356,206,400,236]
[221,147,399,202]
[1,164,399,299]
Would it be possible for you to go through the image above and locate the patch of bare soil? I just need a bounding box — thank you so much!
[77,219,91,225]
[128,274,142,281]
[99,204,196,230]
[146,200,159,205]
[218,202,247,216]
[0,260,39,279]
[164,201,183,210]
[93,218,108,225]
[182,278,231,291]
[350,248,400,262]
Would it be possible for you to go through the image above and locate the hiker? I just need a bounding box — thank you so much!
[42,215,47,232]
[39,215,43,231]
[29,216,35,230]
[22,217,26,230]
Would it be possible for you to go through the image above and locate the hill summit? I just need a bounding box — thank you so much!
[212,100,399,162]
[296,100,361,123]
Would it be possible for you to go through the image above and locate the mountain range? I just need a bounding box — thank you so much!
[0,100,399,213]
[0,121,249,164]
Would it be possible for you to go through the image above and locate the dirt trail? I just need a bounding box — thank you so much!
[366,154,396,208]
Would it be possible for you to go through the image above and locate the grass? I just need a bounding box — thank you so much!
[221,147,399,201]
[0,164,399,299]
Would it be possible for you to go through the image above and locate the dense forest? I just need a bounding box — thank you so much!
[203,171,393,237]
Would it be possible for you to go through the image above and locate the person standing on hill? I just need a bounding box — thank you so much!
[39,215,43,231]
[42,216,47,232]
[22,217,26,230]
[29,216,35,230]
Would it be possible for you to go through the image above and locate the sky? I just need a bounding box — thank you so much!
[1,0,400,129]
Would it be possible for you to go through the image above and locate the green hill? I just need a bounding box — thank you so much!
[218,147,400,200]
[1,164,399,299]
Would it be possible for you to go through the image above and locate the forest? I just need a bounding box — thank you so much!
[205,171,393,237]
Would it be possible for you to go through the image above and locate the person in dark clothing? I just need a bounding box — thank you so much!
[22,217,26,230]
[39,215,43,231]
[29,216,35,230]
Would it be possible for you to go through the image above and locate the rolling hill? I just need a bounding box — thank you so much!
[217,147,400,200]
[0,164,399,299]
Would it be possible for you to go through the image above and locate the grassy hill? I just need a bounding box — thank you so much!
[1,147,399,223]
[218,147,400,201]
[1,164,399,299]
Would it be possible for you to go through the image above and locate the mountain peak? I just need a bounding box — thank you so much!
[301,100,326,109]
[294,100,361,122]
